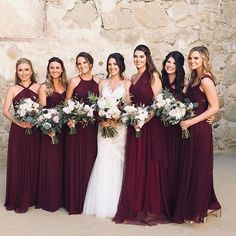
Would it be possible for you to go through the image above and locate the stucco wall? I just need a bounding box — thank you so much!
[0,0,236,163]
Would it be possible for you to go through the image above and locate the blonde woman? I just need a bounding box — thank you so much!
[173,46,221,223]
[3,58,41,213]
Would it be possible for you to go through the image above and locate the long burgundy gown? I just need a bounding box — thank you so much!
[5,83,41,213]
[114,70,170,225]
[165,87,185,217]
[173,75,221,223]
[36,91,65,212]
[63,77,98,214]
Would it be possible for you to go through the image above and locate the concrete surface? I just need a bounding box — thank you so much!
[0,155,235,236]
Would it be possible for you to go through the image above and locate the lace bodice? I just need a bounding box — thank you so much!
[101,80,125,99]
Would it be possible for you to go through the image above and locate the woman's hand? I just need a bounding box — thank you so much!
[67,119,76,129]
[100,119,117,128]
[180,119,193,130]
[17,121,33,128]
[47,131,55,138]
[206,115,215,124]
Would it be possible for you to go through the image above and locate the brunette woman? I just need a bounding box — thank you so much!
[36,57,67,212]
[114,45,169,225]
[63,52,100,214]
[161,51,186,217]
[83,53,130,218]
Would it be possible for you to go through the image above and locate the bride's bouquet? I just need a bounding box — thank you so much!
[14,97,40,135]
[121,104,150,138]
[96,97,121,138]
[60,99,95,135]
[35,108,63,144]
[153,89,198,139]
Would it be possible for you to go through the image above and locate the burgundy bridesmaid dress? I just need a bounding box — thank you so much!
[173,75,221,223]
[63,77,98,214]
[5,83,41,213]
[36,91,65,212]
[165,87,185,217]
[114,70,170,225]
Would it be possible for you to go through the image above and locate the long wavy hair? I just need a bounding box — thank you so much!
[188,46,215,84]
[134,44,160,83]
[15,58,37,84]
[161,51,185,93]
[106,53,125,79]
[45,57,68,96]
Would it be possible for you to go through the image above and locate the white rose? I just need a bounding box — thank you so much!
[43,112,52,120]
[63,107,72,114]
[87,108,94,117]
[155,94,164,102]
[188,103,194,109]
[124,105,137,113]
[19,110,26,117]
[165,98,171,104]
[52,115,59,123]
[97,98,108,109]
[84,105,90,112]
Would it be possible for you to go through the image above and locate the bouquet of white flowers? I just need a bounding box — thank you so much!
[121,104,150,138]
[35,108,63,144]
[96,97,121,138]
[60,99,95,135]
[14,97,40,135]
[153,89,198,139]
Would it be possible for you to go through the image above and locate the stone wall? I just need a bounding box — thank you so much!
[0,0,236,163]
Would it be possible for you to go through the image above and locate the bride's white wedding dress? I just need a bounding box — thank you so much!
[83,80,127,218]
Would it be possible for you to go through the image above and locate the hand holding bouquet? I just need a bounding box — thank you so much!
[35,108,62,144]
[153,89,198,139]
[121,104,150,138]
[60,99,95,135]
[96,97,121,138]
[14,97,40,135]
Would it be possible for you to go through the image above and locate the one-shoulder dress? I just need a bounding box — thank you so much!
[114,70,170,225]
[173,75,221,223]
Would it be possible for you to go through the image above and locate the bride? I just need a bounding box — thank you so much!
[83,53,131,218]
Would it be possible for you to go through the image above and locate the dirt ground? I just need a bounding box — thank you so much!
[0,155,235,236]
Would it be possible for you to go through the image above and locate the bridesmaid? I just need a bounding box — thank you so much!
[114,45,170,225]
[174,46,221,223]
[3,58,41,213]
[63,52,100,214]
[36,57,67,212]
[161,51,186,217]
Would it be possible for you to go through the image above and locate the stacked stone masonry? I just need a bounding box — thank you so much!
[0,0,235,164]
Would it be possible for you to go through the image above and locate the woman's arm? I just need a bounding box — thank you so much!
[38,84,47,107]
[93,76,101,85]
[98,79,105,97]
[181,77,219,129]
[124,79,131,104]
[65,77,80,101]
[151,72,162,97]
